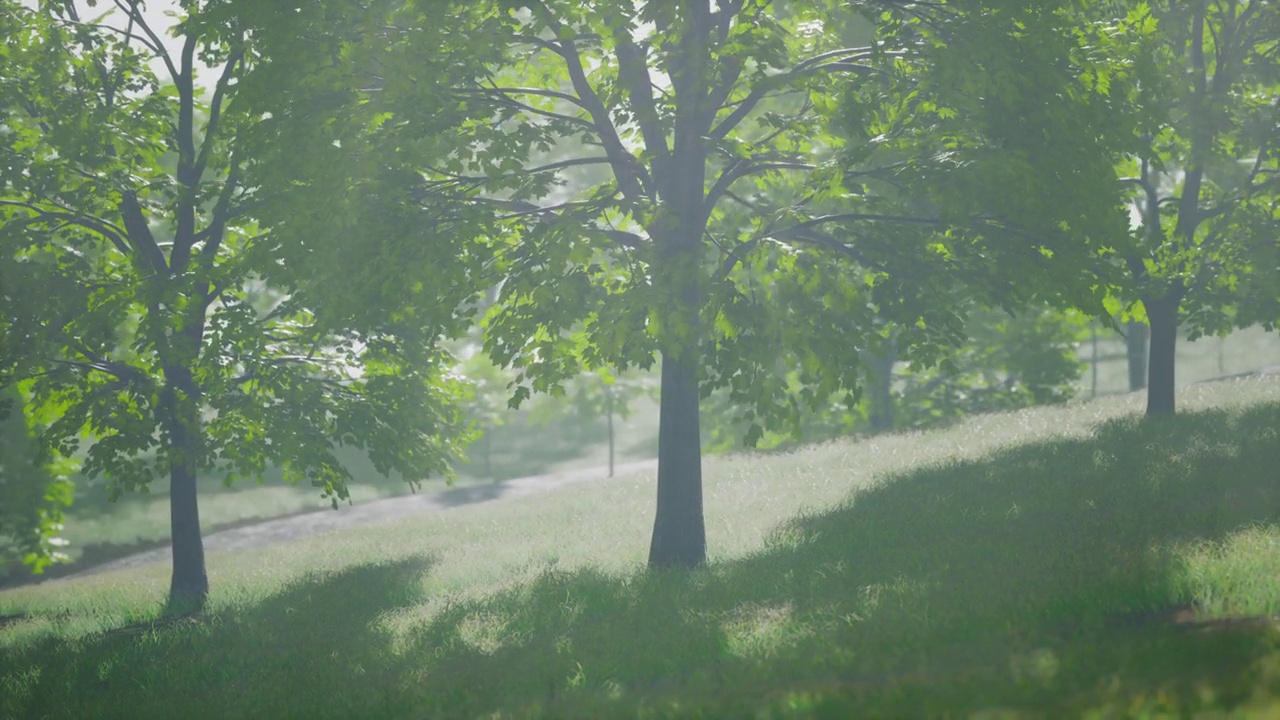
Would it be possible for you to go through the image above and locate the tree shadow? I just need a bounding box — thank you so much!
[431,481,510,507]
[4,404,1280,717]
[1,556,435,720]
[386,402,1280,716]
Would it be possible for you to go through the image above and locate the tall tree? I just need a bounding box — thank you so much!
[449,0,991,567]
[458,0,1141,566]
[0,0,483,611]
[840,1,1280,420]
[1116,0,1280,415]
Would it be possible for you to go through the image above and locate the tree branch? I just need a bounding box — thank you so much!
[55,359,142,384]
[171,29,201,273]
[472,196,604,220]
[465,85,591,110]
[194,43,246,182]
[113,0,179,86]
[705,0,748,114]
[444,156,615,184]
[705,159,816,210]
[763,212,949,238]
[0,201,132,257]
[475,81,597,131]
[527,3,650,203]
[45,15,162,55]
[613,30,671,169]
[118,192,168,275]
[709,47,893,142]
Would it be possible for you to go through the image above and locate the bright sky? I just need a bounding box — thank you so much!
[23,0,221,87]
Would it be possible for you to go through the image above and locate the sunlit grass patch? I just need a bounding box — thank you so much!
[2,377,1280,717]
[1174,524,1280,620]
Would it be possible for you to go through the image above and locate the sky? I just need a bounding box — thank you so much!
[22,0,221,87]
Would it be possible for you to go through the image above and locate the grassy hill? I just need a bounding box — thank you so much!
[2,378,1279,717]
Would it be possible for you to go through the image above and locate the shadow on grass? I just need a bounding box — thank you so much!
[1,556,437,720]
[4,404,1280,718]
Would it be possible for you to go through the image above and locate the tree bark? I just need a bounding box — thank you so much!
[647,216,706,568]
[1143,293,1181,416]
[649,349,706,567]
[863,335,897,433]
[162,366,208,612]
[605,384,615,478]
[644,4,711,569]
[1125,320,1149,392]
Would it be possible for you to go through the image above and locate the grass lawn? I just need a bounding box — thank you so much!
[2,378,1280,717]
[0,401,662,587]
[20,323,1270,587]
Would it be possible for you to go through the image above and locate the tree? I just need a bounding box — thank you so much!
[1113,0,1280,415]
[525,369,659,477]
[452,0,995,568]
[700,303,1089,448]
[0,1,483,611]
[437,0,1152,566]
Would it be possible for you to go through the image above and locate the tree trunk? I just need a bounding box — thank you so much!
[646,10,710,568]
[167,453,207,612]
[863,336,897,434]
[648,214,706,567]
[1125,320,1149,392]
[648,350,706,568]
[605,385,615,478]
[162,367,208,613]
[1090,323,1099,397]
[1143,294,1181,416]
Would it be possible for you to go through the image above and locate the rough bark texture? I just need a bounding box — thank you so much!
[1125,320,1149,392]
[648,349,706,568]
[647,241,709,567]
[166,454,207,611]
[162,367,208,612]
[1144,294,1180,416]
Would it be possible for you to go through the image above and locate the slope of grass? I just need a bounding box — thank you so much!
[21,323,1270,584]
[2,379,1280,718]
[4,390,662,585]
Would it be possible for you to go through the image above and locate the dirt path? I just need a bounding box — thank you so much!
[66,459,658,579]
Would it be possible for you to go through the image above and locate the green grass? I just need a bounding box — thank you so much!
[0,445,442,586]
[20,323,1268,585]
[1,403,661,586]
[2,378,1280,717]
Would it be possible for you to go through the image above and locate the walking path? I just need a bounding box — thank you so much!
[67,459,658,579]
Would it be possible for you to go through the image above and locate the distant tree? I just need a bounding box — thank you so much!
[840,1,1280,419]
[0,1,485,611]
[457,352,515,479]
[525,369,659,477]
[701,303,1089,448]
[461,0,981,568]
[447,0,1148,566]
[893,306,1090,428]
